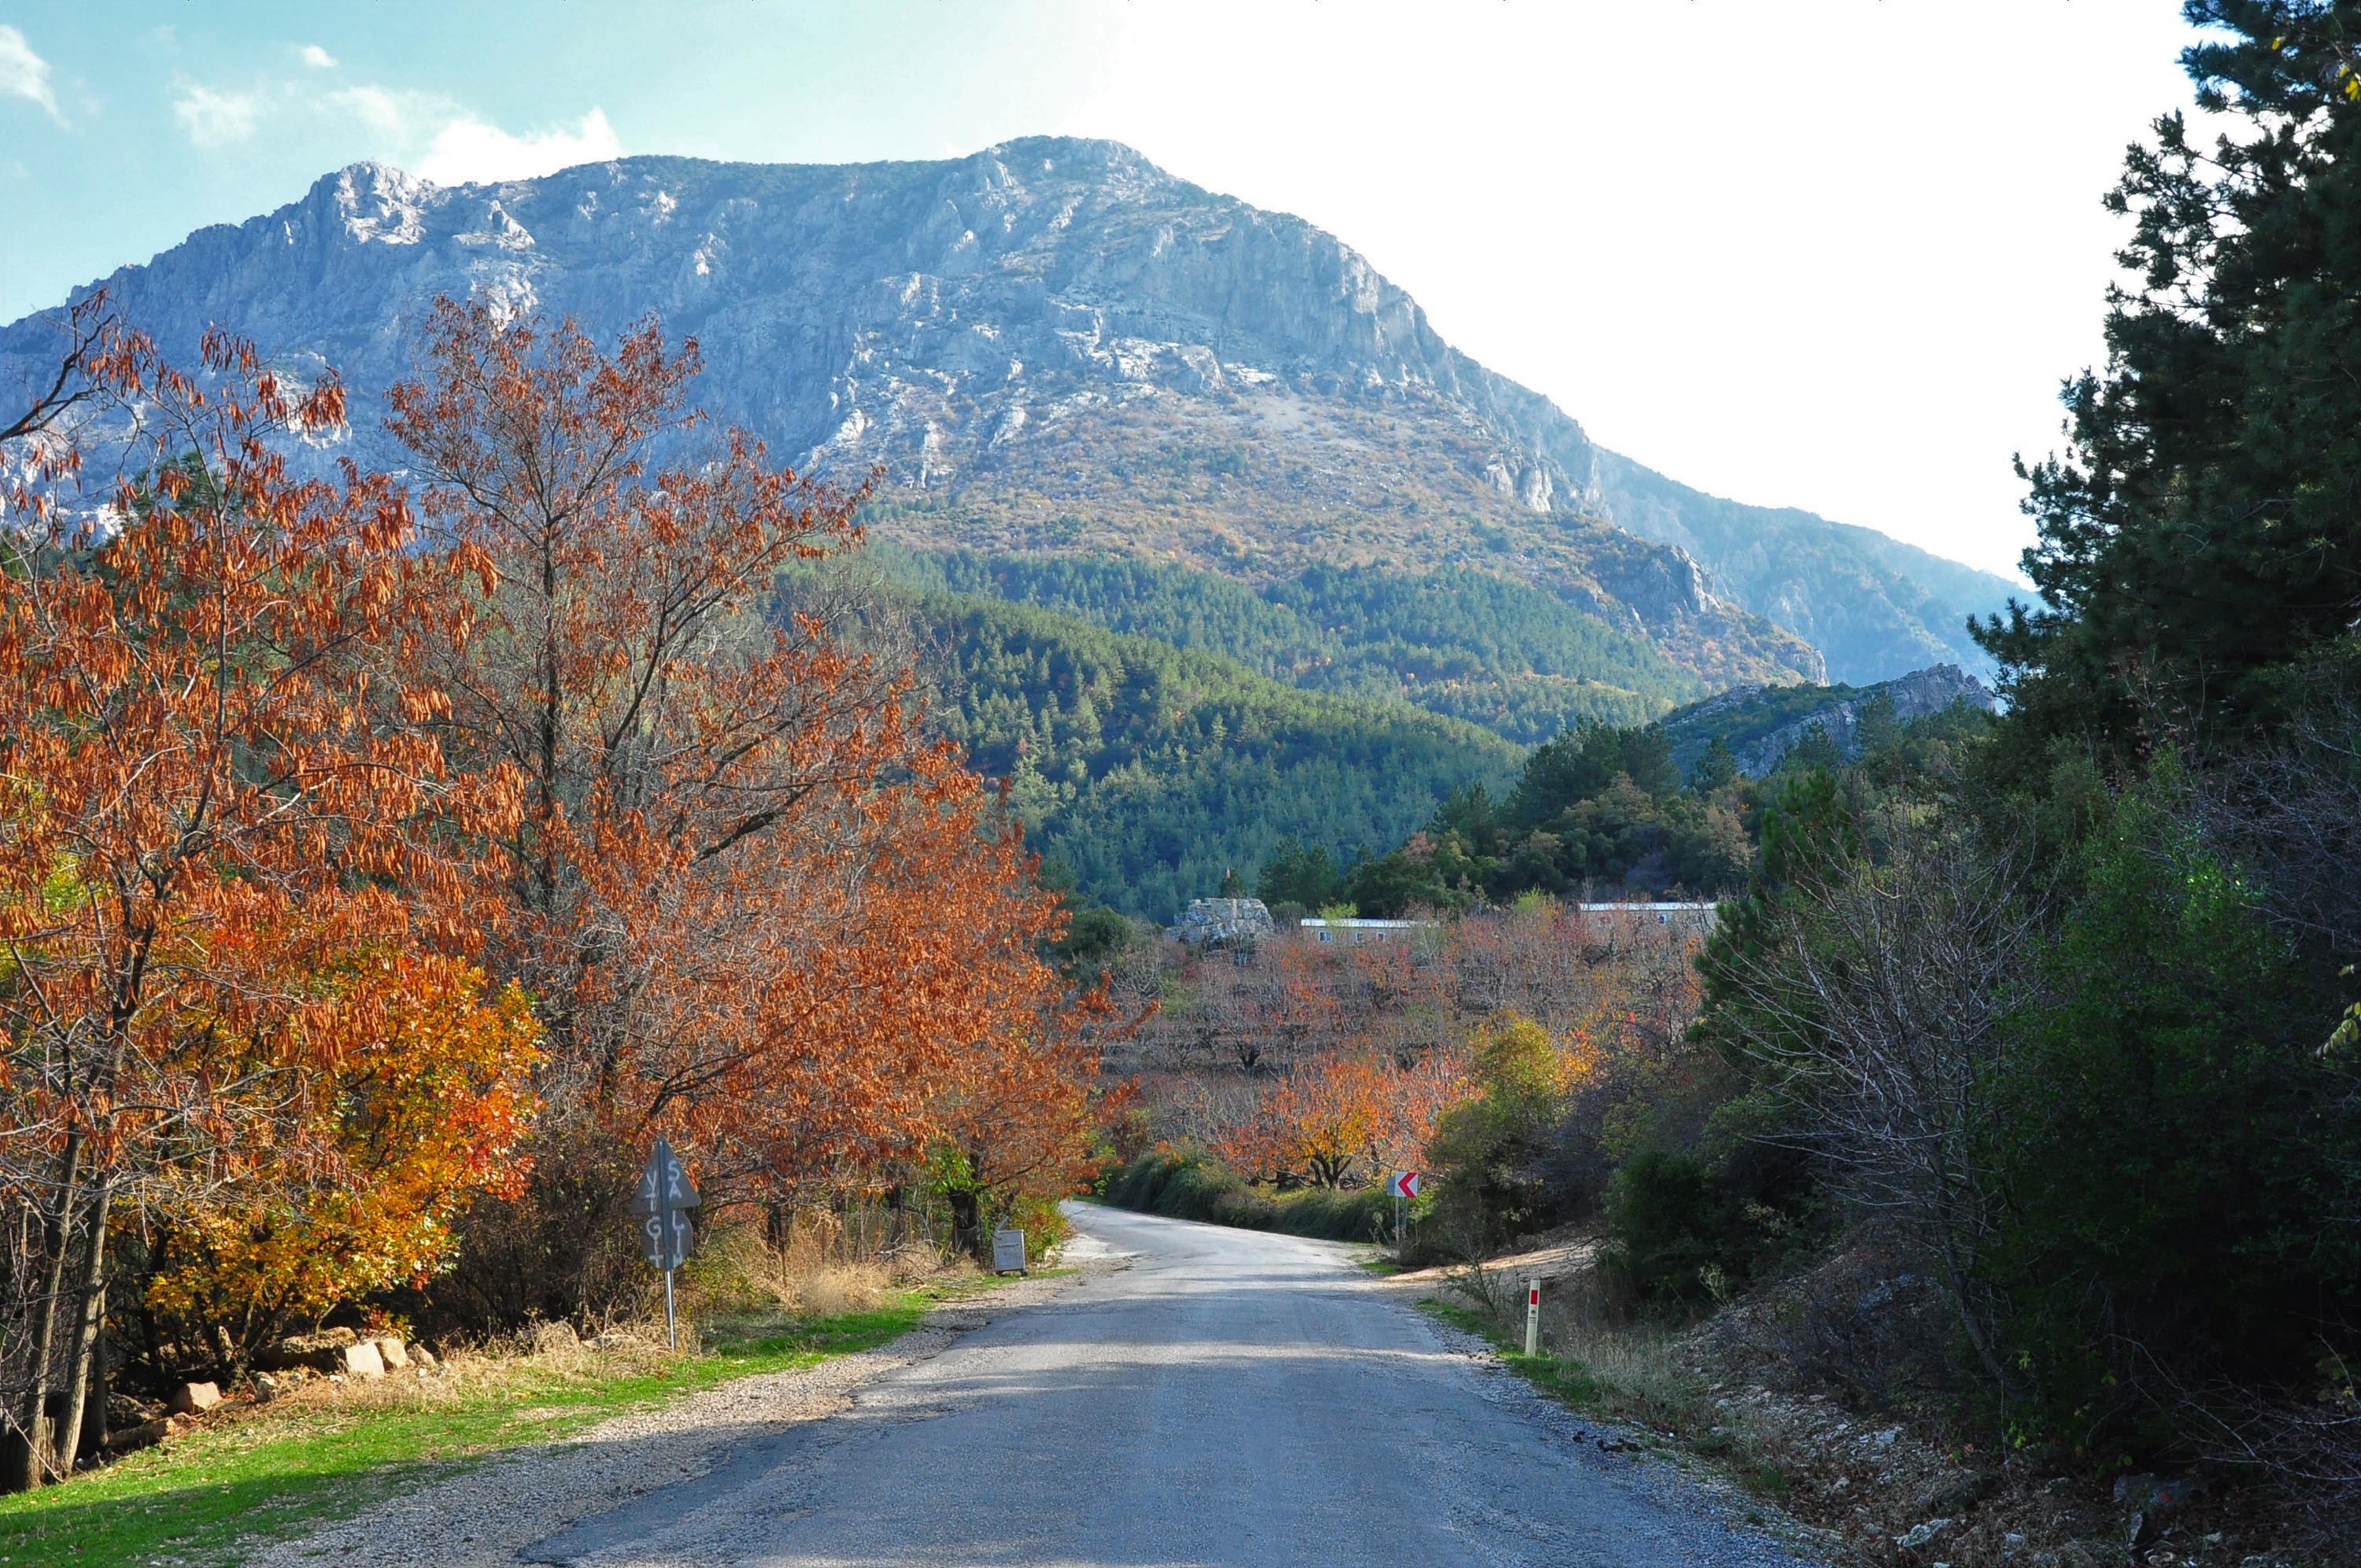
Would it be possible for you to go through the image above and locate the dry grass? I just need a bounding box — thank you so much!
[1544,1313,1707,1435]
[680,1211,933,1326]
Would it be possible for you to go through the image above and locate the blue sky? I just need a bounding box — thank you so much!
[0,2,2204,577]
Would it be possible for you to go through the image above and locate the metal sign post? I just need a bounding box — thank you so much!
[630,1137,702,1349]
[1524,1279,1542,1357]
[1387,1170,1421,1253]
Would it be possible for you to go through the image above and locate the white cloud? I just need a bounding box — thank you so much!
[313,85,622,186]
[415,106,620,186]
[298,43,338,70]
[172,82,262,146]
[326,83,419,138]
[0,24,63,124]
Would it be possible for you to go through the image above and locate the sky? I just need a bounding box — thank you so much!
[0,2,2208,579]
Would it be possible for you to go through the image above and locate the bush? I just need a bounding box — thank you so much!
[1426,1013,1563,1253]
[412,1127,652,1337]
[1099,1149,1397,1243]
[1979,788,2361,1446]
[1602,1149,1749,1308]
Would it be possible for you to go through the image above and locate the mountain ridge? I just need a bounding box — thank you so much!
[2,137,2014,688]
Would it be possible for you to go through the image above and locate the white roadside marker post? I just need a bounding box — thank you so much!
[1525,1278,1541,1357]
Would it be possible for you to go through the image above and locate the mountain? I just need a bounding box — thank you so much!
[1594,458,2019,683]
[1,138,2016,690]
[1659,663,1999,777]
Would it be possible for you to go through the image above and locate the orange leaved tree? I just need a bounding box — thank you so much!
[1217,1049,1469,1189]
[383,301,1100,1301]
[0,329,535,1485]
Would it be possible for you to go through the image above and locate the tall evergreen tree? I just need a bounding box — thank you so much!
[1980,0,2361,744]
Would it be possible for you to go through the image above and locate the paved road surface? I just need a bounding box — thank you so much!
[523,1204,1818,1566]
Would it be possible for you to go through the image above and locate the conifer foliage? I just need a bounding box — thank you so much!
[1986,0,2361,740]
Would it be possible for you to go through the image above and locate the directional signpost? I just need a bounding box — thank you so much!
[1387,1170,1421,1253]
[630,1137,702,1348]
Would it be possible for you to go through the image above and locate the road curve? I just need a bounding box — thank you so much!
[523,1203,1820,1567]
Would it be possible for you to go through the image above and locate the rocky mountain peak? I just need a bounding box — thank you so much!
[2,138,2018,686]
[320,161,436,245]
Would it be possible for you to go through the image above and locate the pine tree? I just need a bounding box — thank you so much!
[1979,0,2361,743]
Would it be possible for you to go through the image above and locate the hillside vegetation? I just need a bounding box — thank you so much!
[893,586,1522,920]
[876,547,1703,740]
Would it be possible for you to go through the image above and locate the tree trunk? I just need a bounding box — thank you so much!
[6,1133,83,1493]
[54,1178,114,1477]
[77,1312,108,1465]
[947,1190,981,1260]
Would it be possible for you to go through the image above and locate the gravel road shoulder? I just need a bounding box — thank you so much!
[237,1266,1103,1568]
[1376,1262,1844,1566]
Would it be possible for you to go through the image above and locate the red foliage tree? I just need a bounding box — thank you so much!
[0,327,534,1485]
[383,301,1102,1276]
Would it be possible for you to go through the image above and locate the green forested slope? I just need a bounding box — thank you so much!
[901,588,1521,919]
[875,548,1702,743]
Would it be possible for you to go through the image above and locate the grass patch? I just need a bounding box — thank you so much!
[0,1271,1047,1566]
[1417,1293,1797,1506]
[1419,1297,1613,1416]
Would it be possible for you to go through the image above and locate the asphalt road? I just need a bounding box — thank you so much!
[523,1204,1820,1567]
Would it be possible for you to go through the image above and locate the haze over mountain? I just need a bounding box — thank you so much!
[0,136,2016,690]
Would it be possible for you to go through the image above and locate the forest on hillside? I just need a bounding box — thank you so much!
[874,546,1702,740]
[895,591,1523,921]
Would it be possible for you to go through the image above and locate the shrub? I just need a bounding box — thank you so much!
[1098,1149,1396,1242]
[1979,788,2361,1445]
[1603,1149,1746,1308]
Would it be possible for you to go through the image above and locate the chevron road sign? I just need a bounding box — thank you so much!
[1387,1170,1421,1256]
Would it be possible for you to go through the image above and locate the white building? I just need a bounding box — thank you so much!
[1299,917,1436,945]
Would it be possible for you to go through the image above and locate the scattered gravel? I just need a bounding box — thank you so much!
[237,1267,1094,1568]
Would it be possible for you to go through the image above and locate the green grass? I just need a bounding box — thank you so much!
[1417,1296,1795,1505]
[0,1273,1044,1566]
[1419,1298,1616,1417]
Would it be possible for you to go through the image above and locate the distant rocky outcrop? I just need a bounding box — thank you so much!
[1167,898,1277,944]
[1661,663,1998,777]
[0,137,2014,686]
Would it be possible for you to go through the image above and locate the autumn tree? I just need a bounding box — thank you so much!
[0,328,534,1486]
[1217,1050,1467,1189]
[383,301,1101,1290]
[0,292,115,448]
